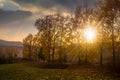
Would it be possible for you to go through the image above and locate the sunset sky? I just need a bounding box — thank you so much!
[0,0,98,42]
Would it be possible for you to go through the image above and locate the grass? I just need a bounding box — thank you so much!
[0,63,120,80]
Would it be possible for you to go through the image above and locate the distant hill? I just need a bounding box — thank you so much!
[0,39,23,58]
[0,39,23,47]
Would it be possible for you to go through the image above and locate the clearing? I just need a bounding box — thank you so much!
[0,63,120,80]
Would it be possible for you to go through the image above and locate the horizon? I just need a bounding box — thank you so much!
[0,38,23,43]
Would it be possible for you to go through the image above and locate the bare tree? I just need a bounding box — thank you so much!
[99,0,120,67]
[74,5,97,64]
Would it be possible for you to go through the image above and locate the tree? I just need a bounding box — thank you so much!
[23,34,33,60]
[38,47,45,61]
[99,0,120,66]
[74,5,98,64]
[35,14,74,63]
[35,15,56,62]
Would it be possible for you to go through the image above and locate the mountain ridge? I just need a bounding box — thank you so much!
[0,39,23,47]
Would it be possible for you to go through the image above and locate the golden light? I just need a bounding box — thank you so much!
[84,26,97,43]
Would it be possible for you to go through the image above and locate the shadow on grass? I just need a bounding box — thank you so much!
[25,62,69,69]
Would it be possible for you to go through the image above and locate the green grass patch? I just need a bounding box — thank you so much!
[0,63,120,80]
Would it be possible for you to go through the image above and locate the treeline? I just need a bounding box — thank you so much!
[0,47,20,64]
[23,0,120,66]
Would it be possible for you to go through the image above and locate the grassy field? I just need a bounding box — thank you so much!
[0,63,120,80]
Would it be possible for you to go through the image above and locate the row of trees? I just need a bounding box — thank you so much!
[0,47,19,64]
[23,0,120,66]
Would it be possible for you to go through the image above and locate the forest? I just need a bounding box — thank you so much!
[22,0,120,67]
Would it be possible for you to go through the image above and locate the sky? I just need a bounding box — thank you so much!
[0,0,98,42]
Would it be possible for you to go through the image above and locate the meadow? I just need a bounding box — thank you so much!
[0,63,120,80]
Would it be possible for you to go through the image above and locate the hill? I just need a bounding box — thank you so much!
[0,39,22,47]
[0,39,23,58]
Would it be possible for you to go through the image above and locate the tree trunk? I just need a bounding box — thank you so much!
[59,25,63,63]
[48,47,51,62]
[100,45,103,66]
[85,41,88,64]
[111,26,116,67]
[29,45,32,60]
[59,46,62,63]
[52,47,55,63]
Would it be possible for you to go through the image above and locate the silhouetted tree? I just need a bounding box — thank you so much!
[99,0,120,67]
[35,14,73,63]
[23,34,33,60]
[74,5,98,64]
[38,47,45,61]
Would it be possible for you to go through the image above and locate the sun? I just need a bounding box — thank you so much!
[84,26,97,43]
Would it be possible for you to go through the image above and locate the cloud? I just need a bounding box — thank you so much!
[0,9,32,26]
[0,3,3,7]
[1,0,98,15]
[0,0,20,10]
[0,12,37,41]
[13,0,98,13]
